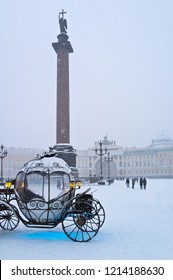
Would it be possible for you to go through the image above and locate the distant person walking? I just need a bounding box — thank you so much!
[132,178,135,189]
[126,178,130,188]
[139,177,143,190]
[143,178,147,190]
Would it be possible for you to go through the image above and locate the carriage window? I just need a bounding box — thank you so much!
[15,171,26,195]
[16,171,70,202]
[49,172,70,200]
[63,174,70,189]
[26,172,46,197]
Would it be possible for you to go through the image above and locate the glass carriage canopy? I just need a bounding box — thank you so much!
[15,171,70,203]
[12,156,81,203]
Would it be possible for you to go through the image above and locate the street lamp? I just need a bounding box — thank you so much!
[95,140,107,181]
[105,151,113,180]
[0,144,8,183]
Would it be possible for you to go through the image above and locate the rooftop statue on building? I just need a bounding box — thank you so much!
[95,135,116,146]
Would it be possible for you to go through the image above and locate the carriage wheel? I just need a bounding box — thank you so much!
[0,205,19,230]
[91,198,105,227]
[75,197,105,227]
[62,200,100,242]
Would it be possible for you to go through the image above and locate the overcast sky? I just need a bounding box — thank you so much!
[0,0,173,150]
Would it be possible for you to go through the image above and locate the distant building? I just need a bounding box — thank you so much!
[76,134,173,179]
[2,133,173,180]
[3,147,44,179]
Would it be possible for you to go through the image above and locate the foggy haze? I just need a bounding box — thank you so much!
[0,0,173,150]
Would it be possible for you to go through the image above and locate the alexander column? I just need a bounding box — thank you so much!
[52,10,73,144]
[51,10,77,175]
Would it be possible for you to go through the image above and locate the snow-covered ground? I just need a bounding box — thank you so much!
[0,179,173,260]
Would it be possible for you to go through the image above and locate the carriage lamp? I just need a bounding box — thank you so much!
[5,180,12,189]
[70,180,76,189]
[76,180,82,188]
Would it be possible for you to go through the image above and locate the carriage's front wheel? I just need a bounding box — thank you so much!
[62,200,100,242]
[0,205,19,230]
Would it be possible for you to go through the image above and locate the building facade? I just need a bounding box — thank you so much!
[3,147,44,179]
[76,134,173,180]
[2,134,173,181]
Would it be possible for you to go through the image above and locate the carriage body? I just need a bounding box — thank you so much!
[0,154,105,242]
[14,156,74,225]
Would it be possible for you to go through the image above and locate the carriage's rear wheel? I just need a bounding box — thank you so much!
[90,199,105,227]
[0,205,19,230]
[75,194,105,228]
[62,200,100,242]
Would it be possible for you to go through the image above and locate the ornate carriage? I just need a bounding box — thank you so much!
[0,153,105,242]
